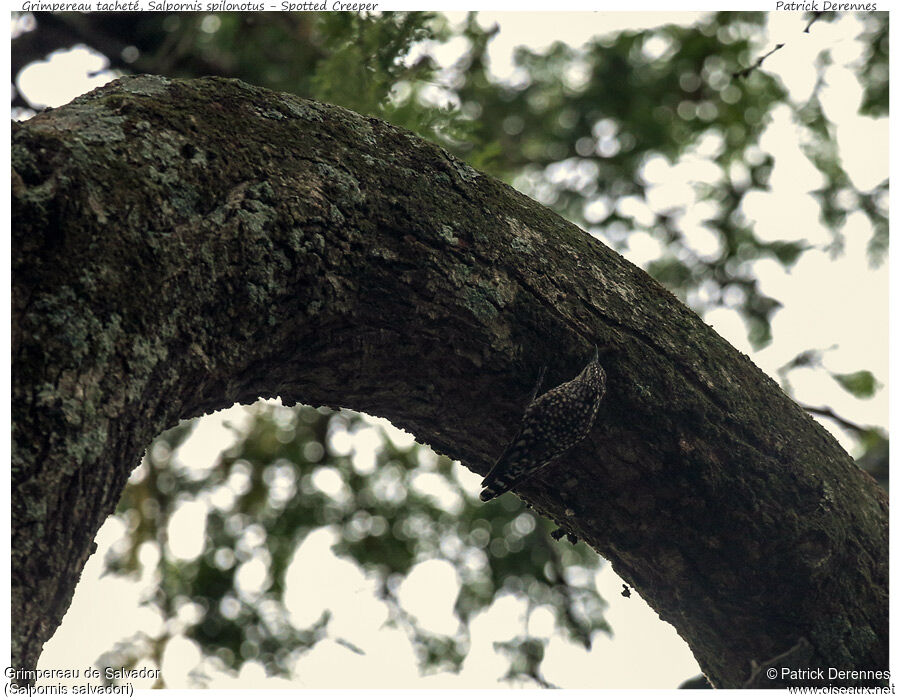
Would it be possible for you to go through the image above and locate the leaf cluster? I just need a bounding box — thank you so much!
[102,404,608,686]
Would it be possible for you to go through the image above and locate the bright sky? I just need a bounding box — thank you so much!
[15,8,889,692]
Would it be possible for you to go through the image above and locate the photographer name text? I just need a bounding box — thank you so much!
[775,1,878,9]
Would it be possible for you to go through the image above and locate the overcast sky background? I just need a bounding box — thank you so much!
[12,8,889,691]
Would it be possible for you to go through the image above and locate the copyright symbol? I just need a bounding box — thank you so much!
[767,668,778,680]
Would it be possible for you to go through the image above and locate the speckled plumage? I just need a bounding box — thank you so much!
[479,347,606,502]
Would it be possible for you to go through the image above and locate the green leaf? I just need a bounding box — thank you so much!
[766,240,808,267]
[832,370,879,398]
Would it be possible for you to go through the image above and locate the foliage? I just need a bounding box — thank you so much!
[441,12,887,347]
[102,405,608,686]
[832,369,879,399]
[855,13,889,118]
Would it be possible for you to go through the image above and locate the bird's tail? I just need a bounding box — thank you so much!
[480,464,516,501]
[479,486,499,502]
[479,482,502,502]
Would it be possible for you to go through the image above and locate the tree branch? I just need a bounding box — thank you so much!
[11,75,888,687]
[733,43,785,79]
[802,404,868,435]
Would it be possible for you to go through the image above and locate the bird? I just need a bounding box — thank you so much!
[479,346,606,501]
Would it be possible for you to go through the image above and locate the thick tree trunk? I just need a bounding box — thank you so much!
[11,75,887,687]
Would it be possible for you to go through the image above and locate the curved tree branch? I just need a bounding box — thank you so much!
[11,75,887,687]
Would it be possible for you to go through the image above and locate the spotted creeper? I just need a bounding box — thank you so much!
[479,346,606,501]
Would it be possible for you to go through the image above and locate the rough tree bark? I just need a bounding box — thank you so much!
[11,75,888,688]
